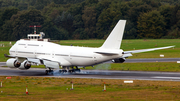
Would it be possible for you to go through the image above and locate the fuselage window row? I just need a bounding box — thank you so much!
[18,44,39,47]
[15,51,93,58]
[28,44,39,46]
[70,55,93,58]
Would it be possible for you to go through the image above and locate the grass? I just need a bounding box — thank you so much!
[85,62,180,72]
[0,76,180,100]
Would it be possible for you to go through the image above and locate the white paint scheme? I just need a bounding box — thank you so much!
[9,40,124,67]
[101,19,126,49]
[5,20,174,70]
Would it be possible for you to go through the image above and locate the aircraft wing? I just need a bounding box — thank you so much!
[5,54,71,69]
[27,57,70,69]
[4,54,17,58]
[33,55,71,68]
[124,46,175,54]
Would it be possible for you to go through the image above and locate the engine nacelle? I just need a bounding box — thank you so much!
[19,60,31,70]
[6,58,21,68]
[112,58,126,63]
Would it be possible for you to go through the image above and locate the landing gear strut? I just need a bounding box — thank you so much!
[59,70,67,73]
[45,68,54,75]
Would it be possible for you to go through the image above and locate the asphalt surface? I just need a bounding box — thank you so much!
[0,67,180,81]
[0,58,180,81]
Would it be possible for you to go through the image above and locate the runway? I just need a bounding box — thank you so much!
[0,66,180,81]
[0,58,180,81]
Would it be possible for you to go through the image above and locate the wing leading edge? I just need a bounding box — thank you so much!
[124,45,175,54]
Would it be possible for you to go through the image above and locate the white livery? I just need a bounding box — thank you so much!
[5,20,174,74]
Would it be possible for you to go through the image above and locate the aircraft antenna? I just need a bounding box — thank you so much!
[29,25,41,34]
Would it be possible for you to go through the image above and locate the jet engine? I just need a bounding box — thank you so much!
[18,60,31,70]
[112,58,126,63]
[6,58,21,68]
[6,58,31,70]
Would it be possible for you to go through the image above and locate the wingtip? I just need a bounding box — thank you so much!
[169,45,175,48]
[4,54,8,57]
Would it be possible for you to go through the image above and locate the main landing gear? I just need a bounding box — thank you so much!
[45,66,81,75]
[59,66,81,73]
[45,68,53,75]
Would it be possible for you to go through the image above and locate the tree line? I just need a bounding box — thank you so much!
[0,0,180,41]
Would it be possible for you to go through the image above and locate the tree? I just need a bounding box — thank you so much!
[1,7,19,24]
[159,5,174,29]
[82,6,96,38]
[137,10,166,38]
[0,20,13,40]
[10,9,44,40]
[96,6,122,39]
[42,23,69,40]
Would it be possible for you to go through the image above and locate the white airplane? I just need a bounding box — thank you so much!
[5,20,174,74]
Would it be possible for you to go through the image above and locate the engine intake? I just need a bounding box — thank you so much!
[19,60,31,70]
[6,58,31,70]
[6,58,21,68]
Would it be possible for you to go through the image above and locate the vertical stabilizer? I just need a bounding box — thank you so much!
[100,20,126,49]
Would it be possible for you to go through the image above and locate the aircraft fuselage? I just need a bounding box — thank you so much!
[9,40,123,67]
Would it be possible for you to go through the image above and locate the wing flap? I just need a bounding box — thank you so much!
[43,60,59,69]
[27,58,41,64]
[37,55,72,66]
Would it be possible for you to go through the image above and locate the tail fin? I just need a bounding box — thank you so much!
[100,20,126,49]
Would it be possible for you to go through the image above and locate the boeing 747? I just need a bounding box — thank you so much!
[5,20,174,74]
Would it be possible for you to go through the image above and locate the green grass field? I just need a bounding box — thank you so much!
[0,76,180,101]
[85,62,180,72]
